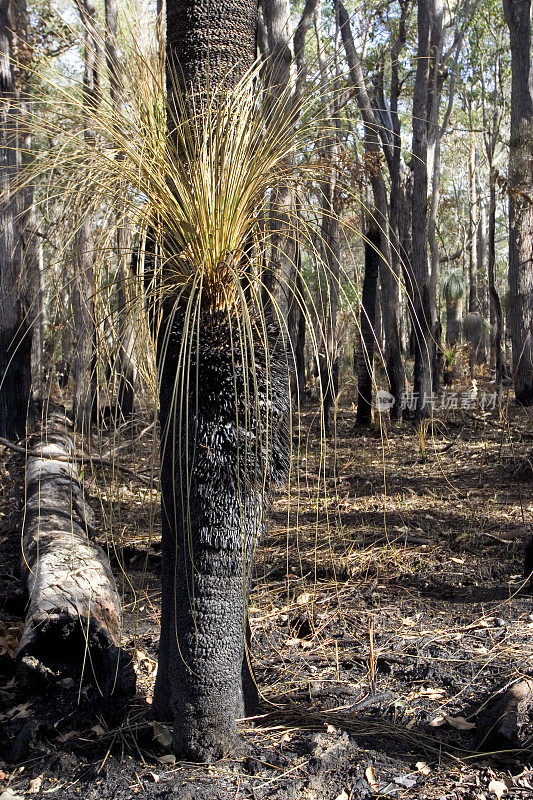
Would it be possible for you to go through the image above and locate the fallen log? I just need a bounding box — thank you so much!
[16,414,135,702]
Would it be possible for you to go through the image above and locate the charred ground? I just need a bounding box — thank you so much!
[0,377,532,799]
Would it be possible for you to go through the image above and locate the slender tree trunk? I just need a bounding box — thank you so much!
[315,0,340,433]
[468,140,479,313]
[0,0,32,439]
[503,0,533,405]
[357,218,380,426]
[336,0,405,417]
[260,0,316,384]
[488,171,503,387]
[105,0,135,420]
[317,178,340,433]
[410,0,433,418]
[72,214,96,429]
[72,0,100,429]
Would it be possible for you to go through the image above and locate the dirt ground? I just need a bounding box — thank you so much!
[1,375,532,799]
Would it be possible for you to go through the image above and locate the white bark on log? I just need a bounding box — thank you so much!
[16,415,135,700]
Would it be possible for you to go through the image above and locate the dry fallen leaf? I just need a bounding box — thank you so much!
[488,779,508,799]
[326,724,337,734]
[429,713,475,731]
[281,733,291,742]
[416,762,431,776]
[296,592,313,606]
[334,791,349,800]
[417,687,445,699]
[28,776,42,794]
[157,754,176,765]
[444,715,476,731]
[365,766,378,789]
[7,703,32,720]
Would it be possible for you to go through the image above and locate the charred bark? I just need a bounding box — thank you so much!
[503,0,533,405]
[16,414,135,704]
[0,0,32,439]
[357,222,380,426]
[155,0,291,763]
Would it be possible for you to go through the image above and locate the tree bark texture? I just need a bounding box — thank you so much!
[357,221,380,426]
[336,0,405,418]
[105,0,136,421]
[488,174,504,386]
[260,0,315,384]
[17,414,135,703]
[72,213,96,430]
[503,0,533,405]
[155,0,290,763]
[410,0,433,418]
[0,0,32,440]
[154,310,289,762]
[72,0,100,429]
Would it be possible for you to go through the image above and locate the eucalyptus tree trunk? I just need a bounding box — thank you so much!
[488,172,504,386]
[105,0,135,420]
[468,140,479,313]
[154,0,290,763]
[336,0,405,419]
[357,218,380,426]
[410,0,433,418]
[0,0,32,439]
[315,0,340,433]
[260,0,316,395]
[72,0,100,430]
[261,0,297,352]
[503,0,533,405]
[381,0,411,418]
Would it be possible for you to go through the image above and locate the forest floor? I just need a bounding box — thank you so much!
[0,370,533,799]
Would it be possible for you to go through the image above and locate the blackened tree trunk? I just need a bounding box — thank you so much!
[317,180,340,434]
[0,0,32,439]
[105,0,135,421]
[336,0,405,419]
[446,299,462,346]
[503,0,533,405]
[468,140,479,313]
[488,173,504,386]
[357,219,380,426]
[481,48,505,382]
[410,0,433,418]
[153,0,289,763]
[315,0,340,434]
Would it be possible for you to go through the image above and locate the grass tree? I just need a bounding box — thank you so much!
[443,272,463,346]
[150,0,296,761]
[17,0,367,761]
